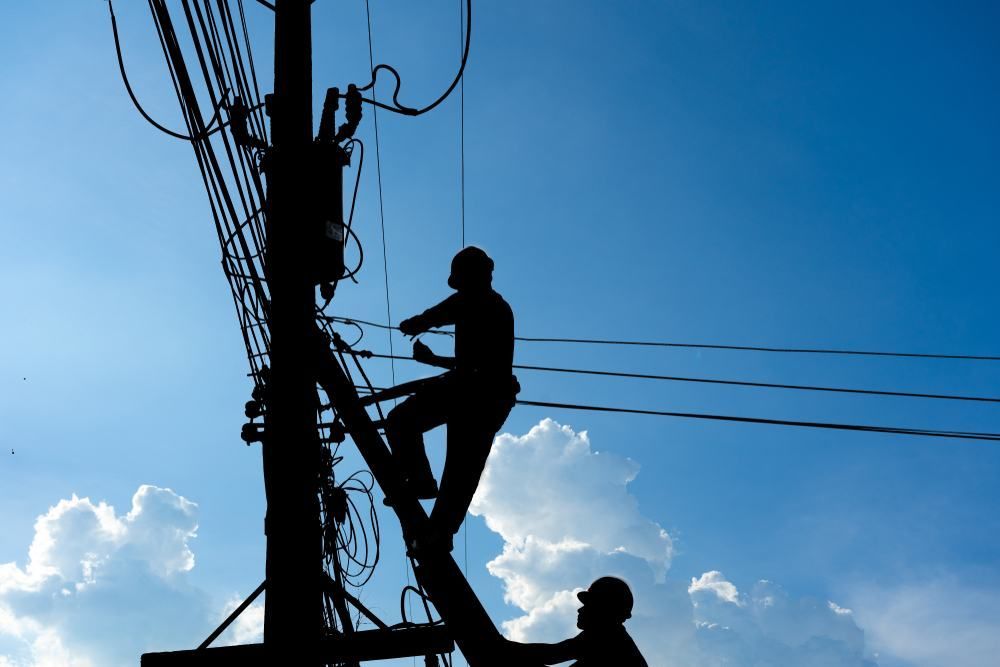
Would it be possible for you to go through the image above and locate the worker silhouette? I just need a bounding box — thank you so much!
[385,246,518,553]
[505,577,648,666]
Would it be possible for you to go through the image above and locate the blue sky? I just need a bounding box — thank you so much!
[1,1,999,665]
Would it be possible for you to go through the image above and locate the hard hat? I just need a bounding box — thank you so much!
[577,577,634,620]
[448,246,494,289]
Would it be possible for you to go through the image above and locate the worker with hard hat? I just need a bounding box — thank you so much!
[384,246,519,553]
[504,576,648,666]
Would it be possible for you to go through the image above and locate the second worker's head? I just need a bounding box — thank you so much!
[576,577,634,629]
[448,246,494,292]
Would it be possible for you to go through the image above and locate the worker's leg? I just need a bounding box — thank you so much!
[427,421,491,549]
[412,382,515,553]
[384,381,450,495]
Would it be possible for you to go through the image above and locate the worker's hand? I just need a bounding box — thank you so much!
[398,316,424,337]
[412,340,434,365]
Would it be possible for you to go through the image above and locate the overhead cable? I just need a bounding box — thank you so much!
[352,381,1000,443]
[364,0,398,392]
[324,315,1000,362]
[458,0,466,248]
[363,353,1000,404]
[516,400,1000,443]
[514,336,1000,361]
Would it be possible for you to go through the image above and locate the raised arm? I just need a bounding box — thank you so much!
[398,294,461,336]
[503,637,579,665]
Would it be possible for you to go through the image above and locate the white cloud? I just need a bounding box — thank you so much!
[829,601,853,616]
[689,570,742,605]
[4,425,996,667]
[850,578,1000,667]
[473,418,881,667]
[0,486,239,667]
[471,419,673,578]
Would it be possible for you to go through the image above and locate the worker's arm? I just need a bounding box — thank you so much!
[412,340,456,370]
[398,294,460,336]
[503,637,578,665]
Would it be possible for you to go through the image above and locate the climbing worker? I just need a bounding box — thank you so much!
[503,576,649,666]
[384,246,518,553]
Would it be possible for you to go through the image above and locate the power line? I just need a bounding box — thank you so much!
[459,4,469,655]
[514,335,1000,361]
[364,0,397,391]
[352,380,1000,443]
[362,8,409,658]
[363,352,1000,404]
[458,0,466,249]
[323,315,1000,362]
[516,400,1000,443]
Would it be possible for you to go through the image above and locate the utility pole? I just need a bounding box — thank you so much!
[262,0,322,658]
[135,1,502,663]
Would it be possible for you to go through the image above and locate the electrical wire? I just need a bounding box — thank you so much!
[364,352,1000,404]
[146,0,268,381]
[352,32,413,642]
[324,314,453,338]
[458,10,469,658]
[110,0,227,141]
[458,0,466,249]
[325,315,1000,362]
[364,0,399,395]
[514,336,1000,361]
[353,0,471,117]
[352,381,1000,443]
[343,139,365,246]
[517,399,1000,442]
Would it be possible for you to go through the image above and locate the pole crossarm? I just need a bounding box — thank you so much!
[315,334,511,666]
[141,627,454,666]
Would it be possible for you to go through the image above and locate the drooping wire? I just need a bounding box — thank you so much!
[109,0,227,141]
[343,139,365,248]
[353,0,472,118]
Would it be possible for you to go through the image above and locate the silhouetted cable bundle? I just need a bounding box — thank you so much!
[329,470,381,588]
[109,0,377,639]
[110,0,272,386]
